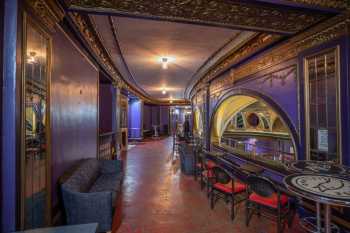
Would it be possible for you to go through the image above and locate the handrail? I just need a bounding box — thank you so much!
[99,131,116,137]
[221,136,295,163]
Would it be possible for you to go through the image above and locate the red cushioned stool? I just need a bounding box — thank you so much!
[245,175,294,233]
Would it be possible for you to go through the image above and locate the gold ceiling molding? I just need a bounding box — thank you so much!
[203,33,281,84]
[69,12,189,105]
[69,13,121,79]
[64,0,328,34]
[286,0,348,9]
[189,33,280,97]
[68,12,157,103]
[207,14,349,95]
[25,0,65,32]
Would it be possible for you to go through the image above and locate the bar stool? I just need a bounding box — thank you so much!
[245,175,293,233]
[210,166,247,221]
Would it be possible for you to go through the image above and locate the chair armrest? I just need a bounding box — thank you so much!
[62,188,113,232]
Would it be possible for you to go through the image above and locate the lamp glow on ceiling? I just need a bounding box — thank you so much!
[158,56,175,70]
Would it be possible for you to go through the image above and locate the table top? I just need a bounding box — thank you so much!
[13,223,98,233]
[284,173,350,206]
[288,160,348,175]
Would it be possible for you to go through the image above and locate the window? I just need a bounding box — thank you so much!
[305,48,340,162]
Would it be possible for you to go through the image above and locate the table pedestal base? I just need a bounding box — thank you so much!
[299,216,339,233]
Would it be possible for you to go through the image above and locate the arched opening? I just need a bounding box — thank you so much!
[210,94,296,167]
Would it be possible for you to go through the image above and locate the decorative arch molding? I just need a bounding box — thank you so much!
[209,88,300,158]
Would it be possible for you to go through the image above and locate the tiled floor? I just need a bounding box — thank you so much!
[117,137,303,233]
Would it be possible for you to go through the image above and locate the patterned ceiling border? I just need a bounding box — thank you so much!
[184,31,258,98]
[64,0,330,35]
[68,12,190,105]
[89,14,150,97]
[188,33,281,97]
[25,0,65,32]
[206,13,350,95]
[285,0,348,9]
[25,0,190,105]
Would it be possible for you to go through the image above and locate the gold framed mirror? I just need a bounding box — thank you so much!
[21,12,52,229]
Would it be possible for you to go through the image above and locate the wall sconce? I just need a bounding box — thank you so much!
[27,51,36,64]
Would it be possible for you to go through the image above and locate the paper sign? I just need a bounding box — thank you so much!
[318,129,328,152]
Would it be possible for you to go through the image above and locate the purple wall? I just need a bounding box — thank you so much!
[159,106,169,134]
[143,104,169,135]
[143,104,151,130]
[99,83,114,133]
[209,62,298,131]
[51,29,98,204]
[128,99,142,139]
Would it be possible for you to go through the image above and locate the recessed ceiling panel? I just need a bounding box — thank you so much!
[111,16,240,100]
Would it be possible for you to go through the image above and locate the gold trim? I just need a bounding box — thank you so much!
[20,12,53,228]
[65,0,328,34]
[190,14,349,98]
[25,0,64,32]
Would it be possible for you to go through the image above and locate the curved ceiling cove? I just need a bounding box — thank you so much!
[91,15,248,101]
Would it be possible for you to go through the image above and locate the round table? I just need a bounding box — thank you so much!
[288,160,349,176]
[284,173,350,233]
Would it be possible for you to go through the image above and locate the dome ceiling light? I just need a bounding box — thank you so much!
[162,57,168,69]
[162,88,167,95]
[158,56,175,70]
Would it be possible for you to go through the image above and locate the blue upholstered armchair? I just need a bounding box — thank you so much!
[61,159,123,232]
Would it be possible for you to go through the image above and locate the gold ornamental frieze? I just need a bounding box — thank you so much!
[192,13,349,97]
[65,0,328,34]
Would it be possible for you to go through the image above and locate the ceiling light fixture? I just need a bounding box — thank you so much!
[162,88,167,95]
[27,51,36,64]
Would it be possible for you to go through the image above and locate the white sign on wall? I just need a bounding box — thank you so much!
[317,129,328,152]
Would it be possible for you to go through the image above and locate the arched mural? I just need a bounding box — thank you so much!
[210,91,298,167]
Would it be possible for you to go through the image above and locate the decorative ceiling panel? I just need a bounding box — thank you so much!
[91,15,248,100]
[64,0,332,35]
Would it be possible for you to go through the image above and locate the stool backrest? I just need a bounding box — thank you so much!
[212,166,231,184]
[246,175,277,197]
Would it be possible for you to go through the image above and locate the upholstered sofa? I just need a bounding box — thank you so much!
[61,159,123,232]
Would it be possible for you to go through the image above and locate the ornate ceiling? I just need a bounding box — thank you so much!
[61,0,345,103]
[91,14,250,100]
[63,0,340,34]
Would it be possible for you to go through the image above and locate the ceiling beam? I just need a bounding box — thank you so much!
[63,0,331,35]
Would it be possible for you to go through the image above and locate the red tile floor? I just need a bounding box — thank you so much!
[116,137,303,233]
